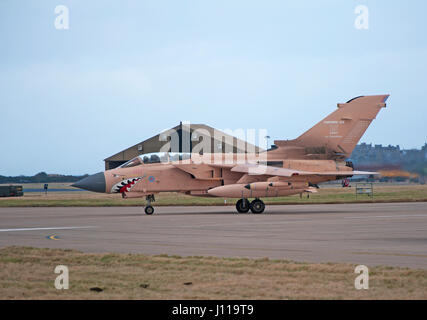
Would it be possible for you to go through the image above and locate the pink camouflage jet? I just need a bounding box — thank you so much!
[73,95,389,214]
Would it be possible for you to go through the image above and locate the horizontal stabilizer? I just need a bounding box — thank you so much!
[350,170,379,175]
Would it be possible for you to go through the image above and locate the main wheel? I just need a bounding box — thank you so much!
[250,199,265,214]
[236,199,250,213]
[144,205,154,215]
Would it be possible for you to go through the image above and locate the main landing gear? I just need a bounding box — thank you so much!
[144,194,155,215]
[236,198,265,214]
[250,199,265,214]
[236,198,250,213]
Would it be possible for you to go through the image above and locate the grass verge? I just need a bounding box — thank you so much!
[0,246,426,299]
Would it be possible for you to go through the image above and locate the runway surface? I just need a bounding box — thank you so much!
[1,202,426,268]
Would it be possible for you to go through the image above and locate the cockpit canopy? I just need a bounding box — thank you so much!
[119,152,192,169]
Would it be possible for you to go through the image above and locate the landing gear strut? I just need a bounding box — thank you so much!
[144,194,155,215]
[250,198,265,214]
[236,198,250,213]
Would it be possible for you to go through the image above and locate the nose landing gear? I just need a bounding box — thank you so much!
[235,198,265,214]
[144,194,155,215]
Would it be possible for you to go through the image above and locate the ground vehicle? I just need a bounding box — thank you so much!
[0,185,24,197]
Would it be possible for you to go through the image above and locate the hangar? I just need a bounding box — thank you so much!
[104,123,262,170]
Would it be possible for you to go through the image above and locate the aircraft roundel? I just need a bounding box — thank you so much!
[148,176,155,182]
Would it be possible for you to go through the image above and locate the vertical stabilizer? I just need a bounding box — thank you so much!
[295,95,389,158]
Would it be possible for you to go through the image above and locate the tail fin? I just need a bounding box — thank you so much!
[295,95,389,158]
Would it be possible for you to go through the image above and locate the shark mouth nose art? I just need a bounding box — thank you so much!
[112,177,142,193]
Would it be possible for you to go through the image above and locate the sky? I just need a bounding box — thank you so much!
[1,0,426,175]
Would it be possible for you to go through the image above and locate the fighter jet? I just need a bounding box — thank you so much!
[73,95,388,215]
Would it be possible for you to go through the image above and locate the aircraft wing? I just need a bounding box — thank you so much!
[231,164,298,177]
[231,164,378,177]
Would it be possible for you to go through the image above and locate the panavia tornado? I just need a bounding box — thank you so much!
[73,95,389,215]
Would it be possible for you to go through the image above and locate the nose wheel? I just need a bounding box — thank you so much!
[144,194,155,215]
[144,205,154,215]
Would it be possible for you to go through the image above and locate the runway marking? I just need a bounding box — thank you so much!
[46,234,61,240]
[0,226,96,232]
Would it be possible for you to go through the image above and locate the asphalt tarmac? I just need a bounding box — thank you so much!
[1,202,426,268]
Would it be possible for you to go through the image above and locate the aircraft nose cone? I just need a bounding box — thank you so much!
[72,172,106,193]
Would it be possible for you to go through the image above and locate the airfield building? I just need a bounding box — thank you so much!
[104,123,262,170]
